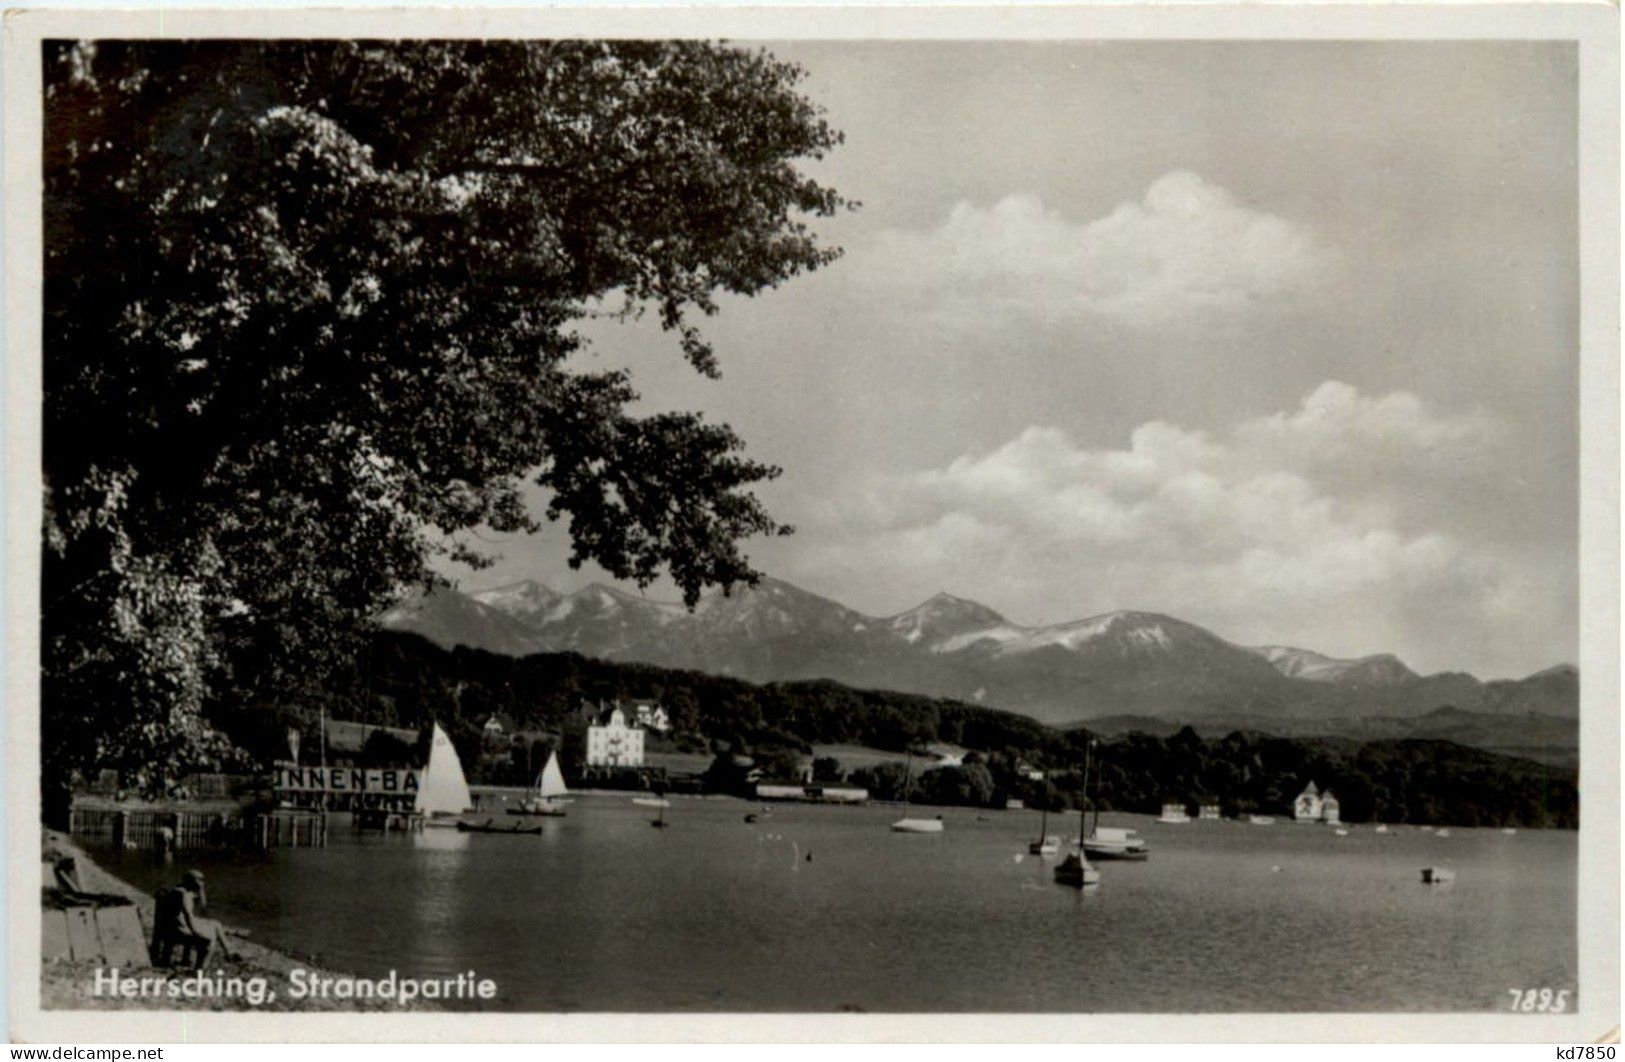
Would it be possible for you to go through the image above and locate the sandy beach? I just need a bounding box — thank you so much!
[39,829,437,1012]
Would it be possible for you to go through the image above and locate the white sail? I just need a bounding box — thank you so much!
[418,722,473,817]
[536,751,569,798]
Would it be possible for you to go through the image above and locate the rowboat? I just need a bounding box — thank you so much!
[455,818,542,835]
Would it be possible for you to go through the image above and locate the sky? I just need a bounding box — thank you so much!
[443,41,1579,679]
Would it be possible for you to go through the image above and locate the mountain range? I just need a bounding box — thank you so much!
[380,576,1578,728]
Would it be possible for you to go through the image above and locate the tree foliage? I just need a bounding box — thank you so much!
[42,40,847,812]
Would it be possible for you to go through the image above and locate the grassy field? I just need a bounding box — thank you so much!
[642,748,713,775]
[812,744,926,776]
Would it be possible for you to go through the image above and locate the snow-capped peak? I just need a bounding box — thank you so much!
[887,592,1008,645]
[471,579,559,610]
[1250,645,1418,685]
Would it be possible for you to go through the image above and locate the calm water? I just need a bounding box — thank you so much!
[93,797,1577,1011]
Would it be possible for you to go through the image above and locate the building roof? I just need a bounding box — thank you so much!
[589,704,635,728]
[1298,781,1321,797]
[483,712,517,731]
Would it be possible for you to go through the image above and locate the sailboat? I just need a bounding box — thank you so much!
[510,750,569,817]
[891,749,944,833]
[419,722,476,827]
[1054,739,1102,888]
[1079,746,1148,861]
[1029,806,1060,855]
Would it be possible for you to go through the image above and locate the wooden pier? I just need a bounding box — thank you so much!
[69,804,329,850]
[352,807,424,833]
[67,807,233,850]
[257,808,329,847]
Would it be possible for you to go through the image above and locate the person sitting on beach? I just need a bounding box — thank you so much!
[53,856,86,899]
[149,869,212,969]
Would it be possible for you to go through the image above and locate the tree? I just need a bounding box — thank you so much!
[849,761,910,802]
[811,756,844,782]
[41,41,848,818]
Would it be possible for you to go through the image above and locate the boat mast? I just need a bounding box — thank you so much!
[1079,737,1093,846]
[1091,742,1102,836]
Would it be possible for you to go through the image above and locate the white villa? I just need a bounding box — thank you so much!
[585,704,645,768]
[1294,781,1341,824]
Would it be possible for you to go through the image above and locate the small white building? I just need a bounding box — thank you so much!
[626,698,671,734]
[1294,781,1341,823]
[1158,802,1191,823]
[1294,781,1322,821]
[1199,804,1221,820]
[585,705,645,768]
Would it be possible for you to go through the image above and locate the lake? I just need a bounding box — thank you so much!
[90,796,1578,1012]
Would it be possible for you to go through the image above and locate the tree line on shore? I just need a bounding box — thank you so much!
[213,632,1578,829]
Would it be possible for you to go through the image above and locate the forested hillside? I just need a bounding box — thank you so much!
[209,632,1577,828]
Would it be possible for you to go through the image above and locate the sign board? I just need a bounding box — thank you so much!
[273,764,422,811]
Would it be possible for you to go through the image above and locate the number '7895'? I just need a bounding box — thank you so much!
[1507,988,1571,1012]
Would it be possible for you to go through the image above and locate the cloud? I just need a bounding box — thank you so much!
[786,382,1554,672]
[1235,380,1504,481]
[856,171,1332,329]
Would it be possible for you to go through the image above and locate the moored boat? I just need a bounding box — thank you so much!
[1054,737,1102,888]
[1248,814,1275,826]
[890,749,944,834]
[1083,826,1148,861]
[1420,867,1456,885]
[892,816,945,833]
[632,796,671,809]
[1053,851,1101,887]
[1028,805,1059,855]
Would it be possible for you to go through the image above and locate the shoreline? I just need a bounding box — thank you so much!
[39,829,438,1011]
